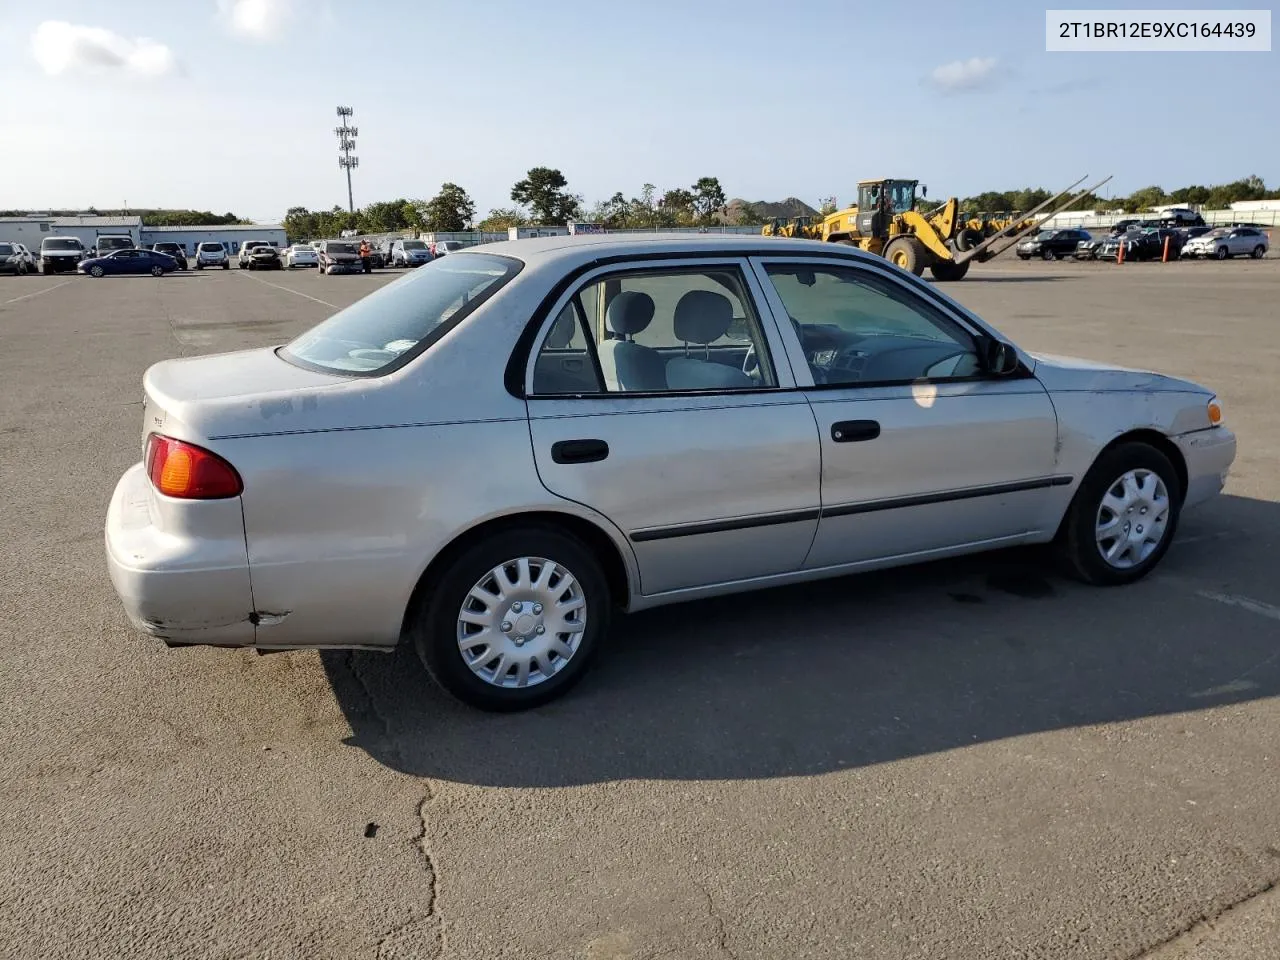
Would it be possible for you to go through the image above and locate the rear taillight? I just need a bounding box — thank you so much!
[144,434,243,499]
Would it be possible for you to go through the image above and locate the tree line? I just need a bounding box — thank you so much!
[961,175,1280,215]
[0,208,248,225]
[280,168,749,240]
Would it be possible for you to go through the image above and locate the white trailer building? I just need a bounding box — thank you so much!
[139,224,287,255]
[0,215,142,251]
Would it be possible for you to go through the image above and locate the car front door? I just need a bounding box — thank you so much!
[105,251,138,274]
[750,256,1063,570]
[524,258,822,598]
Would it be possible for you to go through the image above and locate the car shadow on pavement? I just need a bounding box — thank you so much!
[322,493,1279,787]
[950,275,1076,283]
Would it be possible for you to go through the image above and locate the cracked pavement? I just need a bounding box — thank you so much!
[1,260,1279,958]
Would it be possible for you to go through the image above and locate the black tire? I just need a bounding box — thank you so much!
[195,263,203,270]
[882,237,926,276]
[1017,254,1030,260]
[89,265,105,278]
[955,228,983,252]
[151,265,164,277]
[1057,441,1182,586]
[222,262,229,270]
[411,527,611,711]
[929,258,971,281]
[1042,247,1055,261]
[1252,245,1266,259]
[1216,246,1229,260]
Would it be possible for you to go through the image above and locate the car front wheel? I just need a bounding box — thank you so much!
[151,265,164,277]
[1042,248,1055,261]
[1057,441,1181,586]
[89,265,105,278]
[411,527,610,711]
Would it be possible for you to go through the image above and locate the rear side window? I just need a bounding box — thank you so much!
[282,253,521,375]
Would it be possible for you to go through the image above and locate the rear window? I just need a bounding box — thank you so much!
[0,244,14,256]
[198,242,224,251]
[281,253,521,375]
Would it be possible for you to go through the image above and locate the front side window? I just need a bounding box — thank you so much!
[283,252,520,375]
[531,265,775,394]
[763,263,981,385]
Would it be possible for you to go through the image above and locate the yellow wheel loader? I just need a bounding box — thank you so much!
[768,175,1112,281]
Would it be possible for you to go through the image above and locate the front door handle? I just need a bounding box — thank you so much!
[551,439,610,464]
[831,420,880,443]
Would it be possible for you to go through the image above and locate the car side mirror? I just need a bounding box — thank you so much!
[983,338,1020,376]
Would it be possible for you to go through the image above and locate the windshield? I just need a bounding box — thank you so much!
[43,238,83,251]
[402,241,427,250]
[282,253,520,375]
[888,182,916,214]
[1203,228,1228,238]
[199,243,224,251]
[1035,231,1055,240]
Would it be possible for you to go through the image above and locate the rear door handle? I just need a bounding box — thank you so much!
[551,439,609,464]
[831,420,880,443]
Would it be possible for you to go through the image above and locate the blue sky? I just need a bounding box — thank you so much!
[1,0,1275,222]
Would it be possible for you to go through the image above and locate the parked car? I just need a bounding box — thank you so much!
[1097,229,1183,262]
[194,242,230,270]
[78,248,179,278]
[1016,228,1092,261]
[1073,236,1105,260]
[432,240,465,257]
[1178,226,1214,242]
[285,244,319,268]
[242,244,283,271]
[104,235,1236,711]
[1180,226,1270,260]
[377,239,397,266]
[40,236,87,273]
[96,234,135,259]
[317,239,362,274]
[0,241,32,275]
[13,243,39,273]
[151,242,188,269]
[237,241,275,269]
[390,238,434,267]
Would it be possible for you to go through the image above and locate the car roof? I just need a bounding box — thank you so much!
[454,233,882,268]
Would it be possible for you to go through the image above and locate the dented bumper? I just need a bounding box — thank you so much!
[104,462,257,647]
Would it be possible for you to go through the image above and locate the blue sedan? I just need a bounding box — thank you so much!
[78,248,180,278]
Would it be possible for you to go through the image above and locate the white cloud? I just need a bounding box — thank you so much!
[218,0,296,41]
[929,57,999,92]
[31,20,178,78]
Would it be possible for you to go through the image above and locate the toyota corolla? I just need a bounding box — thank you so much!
[105,235,1236,711]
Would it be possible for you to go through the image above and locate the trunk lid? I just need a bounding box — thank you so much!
[141,347,349,447]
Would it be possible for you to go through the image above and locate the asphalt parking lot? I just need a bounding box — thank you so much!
[2,256,1278,960]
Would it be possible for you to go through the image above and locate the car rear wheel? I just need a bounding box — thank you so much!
[411,527,611,711]
[150,265,164,277]
[1057,441,1181,586]
[1216,246,1229,260]
[89,265,105,278]
[1252,245,1266,259]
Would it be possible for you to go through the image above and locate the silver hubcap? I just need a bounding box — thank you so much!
[456,556,587,689]
[1095,468,1170,569]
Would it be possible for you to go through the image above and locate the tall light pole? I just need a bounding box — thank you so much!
[335,106,359,215]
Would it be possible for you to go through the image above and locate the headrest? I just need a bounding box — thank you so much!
[673,290,734,344]
[605,291,655,337]
[544,310,576,348]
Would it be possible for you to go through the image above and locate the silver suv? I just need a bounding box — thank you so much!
[195,242,230,270]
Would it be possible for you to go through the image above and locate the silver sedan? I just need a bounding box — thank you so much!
[105,235,1237,711]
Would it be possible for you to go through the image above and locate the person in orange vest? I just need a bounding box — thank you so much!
[359,238,372,273]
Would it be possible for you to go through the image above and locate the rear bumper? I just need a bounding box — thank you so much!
[1175,426,1237,510]
[105,463,256,647]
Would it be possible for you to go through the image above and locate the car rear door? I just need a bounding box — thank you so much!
[750,255,1063,569]
[523,257,822,598]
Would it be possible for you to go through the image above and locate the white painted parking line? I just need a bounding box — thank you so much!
[3,280,73,305]
[238,271,339,309]
[1196,590,1280,622]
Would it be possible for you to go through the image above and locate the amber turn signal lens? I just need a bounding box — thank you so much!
[1207,400,1222,425]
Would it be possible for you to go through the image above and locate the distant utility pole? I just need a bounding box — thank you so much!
[335,106,359,214]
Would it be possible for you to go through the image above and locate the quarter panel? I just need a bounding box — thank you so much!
[229,419,630,649]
